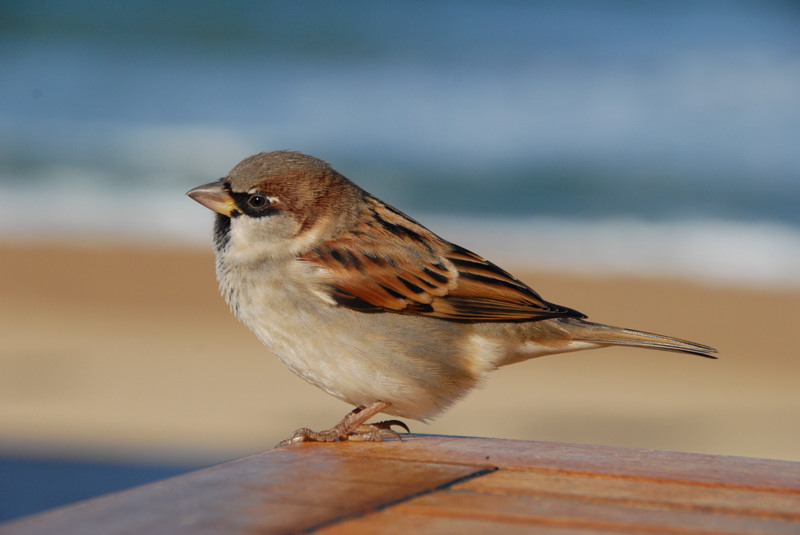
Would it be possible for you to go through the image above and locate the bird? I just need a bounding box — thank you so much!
[187,150,716,445]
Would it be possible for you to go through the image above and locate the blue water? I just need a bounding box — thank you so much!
[2,1,798,222]
[0,456,204,524]
[2,2,799,285]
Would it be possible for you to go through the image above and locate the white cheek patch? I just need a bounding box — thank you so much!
[227,214,302,264]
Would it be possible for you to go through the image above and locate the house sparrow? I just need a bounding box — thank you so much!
[187,150,716,444]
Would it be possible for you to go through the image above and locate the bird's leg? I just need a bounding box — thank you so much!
[277,401,409,446]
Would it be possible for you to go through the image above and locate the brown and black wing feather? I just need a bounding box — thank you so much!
[301,196,584,323]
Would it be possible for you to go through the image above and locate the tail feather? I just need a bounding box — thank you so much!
[563,318,718,359]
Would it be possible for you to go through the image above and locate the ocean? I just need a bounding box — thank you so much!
[0,0,799,521]
[2,1,800,288]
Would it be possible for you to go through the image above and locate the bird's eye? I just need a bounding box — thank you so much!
[248,194,269,209]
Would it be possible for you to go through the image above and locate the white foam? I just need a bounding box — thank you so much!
[423,216,800,289]
[2,180,798,290]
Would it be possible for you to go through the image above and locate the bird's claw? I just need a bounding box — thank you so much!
[346,420,410,442]
[275,402,410,447]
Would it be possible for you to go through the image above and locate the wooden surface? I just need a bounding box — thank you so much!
[3,435,800,534]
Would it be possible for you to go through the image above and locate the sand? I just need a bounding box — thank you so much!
[1,241,798,464]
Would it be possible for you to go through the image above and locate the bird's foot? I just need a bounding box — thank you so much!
[276,401,410,446]
[347,420,410,442]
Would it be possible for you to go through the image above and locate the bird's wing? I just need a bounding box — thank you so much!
[301,196,584,323]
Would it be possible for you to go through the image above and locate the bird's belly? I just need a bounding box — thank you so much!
[233,282,501,420]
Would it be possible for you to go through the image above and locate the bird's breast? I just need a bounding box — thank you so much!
[216,257,506,420]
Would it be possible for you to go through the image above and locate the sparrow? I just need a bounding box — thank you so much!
[187,150,716,444]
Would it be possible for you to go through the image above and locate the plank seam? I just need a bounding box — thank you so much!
[298,465,498,533]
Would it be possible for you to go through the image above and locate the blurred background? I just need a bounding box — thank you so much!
[1,0,799,524]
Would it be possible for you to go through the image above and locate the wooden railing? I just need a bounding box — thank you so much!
[3,435,799,534]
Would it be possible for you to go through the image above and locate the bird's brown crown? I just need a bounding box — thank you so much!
[225,150,364,235]
[227,151,335,193]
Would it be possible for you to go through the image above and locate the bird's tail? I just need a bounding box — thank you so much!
[561,318,717,358]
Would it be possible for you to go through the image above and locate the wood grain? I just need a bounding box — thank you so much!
[3,436,799,535]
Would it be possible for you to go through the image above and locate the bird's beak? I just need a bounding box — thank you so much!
[186,180,237,216]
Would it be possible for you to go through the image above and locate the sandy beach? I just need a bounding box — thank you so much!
[1,241,798,464]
